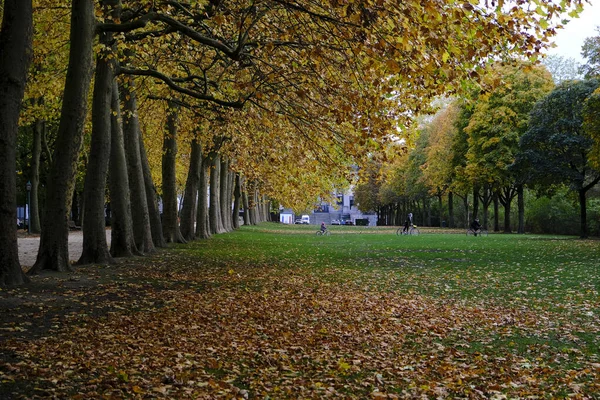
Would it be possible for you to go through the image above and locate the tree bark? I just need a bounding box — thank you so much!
[29,0,95,275]
[139,132,166,248]
[493,191,500,232]
[499,186,516,234]
[472,185,480,220]
[196,155,212,239]
[517,184,525,234]
[77,6,117,266]
[448,191,454,228]
[209,153,226,234]
[0,0,33,285]
[180,137,202,241]
[108,81,138,258]
[242,178,250,226]
[29,117,43,233]
[161,102,186,243]
[579,189,588,239]
[219,156,232,232]
[120,77,155,253]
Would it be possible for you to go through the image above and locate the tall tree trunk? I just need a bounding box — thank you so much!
[232,173,242,229]
[579,189,588,239]
[108,81,137,258]
[499,187,515,234]
[196,156,211,239]
[139,133,166,248]
[448,191,454,228]
[180,137,202,241]
[209,153,226,233]
[437,193,443,227]
[219,156,232,232]
[493,192,500,232]
[242,178,250,226]
[249,189,258,225]
[472,185,480,220]
[480,184,493,231]
[77,6,117,266]
[121,77,155,253]
[0,0,33,285]
[263,195,270,222]
[161,102,185,243]
[29,117,43,233]
[517,184,525,234]
[29,0,94,275]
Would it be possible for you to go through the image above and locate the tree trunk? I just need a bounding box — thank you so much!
[232,173,241,229]
[499,186,516,234]
[493,192,500,232]
[77,12,116,266]
[480,184,493,231]
[579,189,588,239]
[161,103,186,244]
[219,156,232,232]
[29,0,94,275]
[517,184,525,234]
[263,195,270,222]
[242,179,250,226]
[121,77,155,253]
[180,137,202,241]
[0,0,33,285]
[209,153,226,233]
[249,189,258,225]
[139,132,166,248]
[448,191,454,228]
[29,117,43,233]
[108,81,137,258]
[472,185,480,220]
[437,193,443,227]
[196,155,211,239]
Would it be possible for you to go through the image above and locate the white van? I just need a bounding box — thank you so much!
[301,215,310,224]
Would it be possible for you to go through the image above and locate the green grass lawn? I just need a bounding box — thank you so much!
[2,223,599,398]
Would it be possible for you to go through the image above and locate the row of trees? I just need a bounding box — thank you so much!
[355,42,600,238]
[1,0,593,286]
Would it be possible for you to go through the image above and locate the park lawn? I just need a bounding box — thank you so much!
[1,223,599,399]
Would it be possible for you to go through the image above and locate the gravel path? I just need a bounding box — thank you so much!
[17,230,111,267]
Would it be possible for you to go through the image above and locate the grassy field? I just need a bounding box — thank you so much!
[1,223,599,398]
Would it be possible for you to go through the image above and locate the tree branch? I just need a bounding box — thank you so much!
[118,67,246,108]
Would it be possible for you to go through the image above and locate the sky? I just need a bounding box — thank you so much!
[546,1,599,62]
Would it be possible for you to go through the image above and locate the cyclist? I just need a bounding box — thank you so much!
[403,213,413,233]
[470,218,482,236]
[320,222,327,233]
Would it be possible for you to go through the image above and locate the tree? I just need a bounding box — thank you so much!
[28,0,94,274]
[543,54,581,83]
[580,26,600,79]
[77,0,119,266]
[465,61,554,233]
[422,101,461,227]
[0,0,33,286]
[517,79,600,238]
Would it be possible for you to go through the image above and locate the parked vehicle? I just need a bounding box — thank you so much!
[301,215,310,224]
[331,219,341,225]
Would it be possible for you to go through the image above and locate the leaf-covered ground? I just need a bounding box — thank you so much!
[1,224,599,399]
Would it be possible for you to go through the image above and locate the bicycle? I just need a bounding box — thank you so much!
[316,229,331,236]
[396,225,420,235]
[466,228,488,237]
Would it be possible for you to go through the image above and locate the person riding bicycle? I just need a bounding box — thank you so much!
[470,218,482,236]
[403,213,413,233]
[320,222,327,233]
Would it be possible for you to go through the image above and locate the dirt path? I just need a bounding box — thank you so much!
[17,230,111,267]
